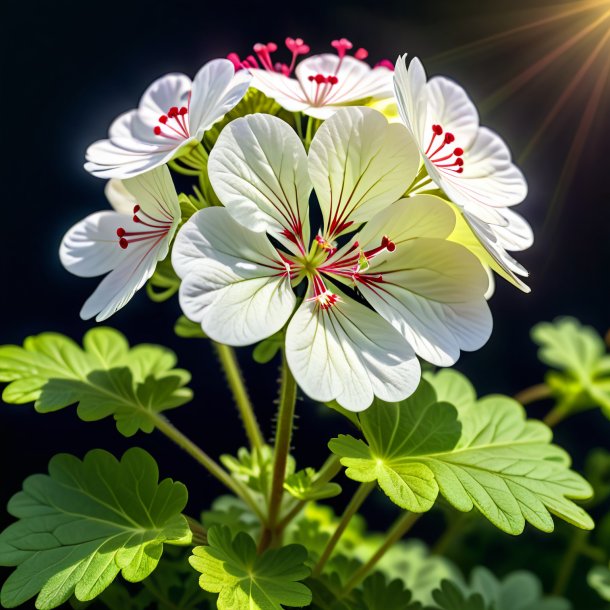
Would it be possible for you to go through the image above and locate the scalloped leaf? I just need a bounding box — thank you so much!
[329,373,593,534]
[0,327,192,436]
[284,468,342,501]
[189,526,311,610]
[0,448,191,609]
[532,317,610,414]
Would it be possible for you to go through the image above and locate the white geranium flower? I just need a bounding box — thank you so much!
[172,108,492,411]
[244,38,393,119]
[85,59,251,179]
[393,55,533,291]
[60,166,180,321]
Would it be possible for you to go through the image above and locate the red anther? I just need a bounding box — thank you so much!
[375,59,394,70]
[354,48,368,60]
[133,205,141,213]
[381,235,390,248]
[158,115,168,124]
[457,167,464,173]
[456,158,464,166]
[328,75,338,85]
[253,43,266,52]
[267,41,278,52]
[116,228,126,237]
[444,132,455,144]
[432,124,443,136]
[386,241,396,252]
[153,126,162,135]
[119,238,128,249]
[308,75,315,82]
[133,215,140,223]
[314,74,326,84]
[168,106,179,118]
[179,107,188,116]
[453,147,464,156]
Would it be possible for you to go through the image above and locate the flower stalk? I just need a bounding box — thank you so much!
[213,341,264,450]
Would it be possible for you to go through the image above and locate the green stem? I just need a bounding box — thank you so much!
[213,342,264,450]
[185,515,208,546]
[342,512,421,595]
[277,455,343,531]
[313,482,375,576]
[294,112,304,140]
[152,413,265,522]
[544,404,571,427]
[514,383,552,406]
[260,353,297,549]
[552,529,587,596]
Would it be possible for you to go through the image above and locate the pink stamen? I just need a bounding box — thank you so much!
[306,274,340,310]
[153,105,190,140]
[375,59,395,70]
[331,37,353,59]
[424,124,466,173]
[354,48,369,60]
[116,204,173,249]
[285,37,310,74]
[253,42,278,72]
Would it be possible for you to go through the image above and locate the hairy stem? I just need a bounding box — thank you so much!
[313,482,375,576]
[152,413,265,522]
[213,342,264,450]
[342,512,421,594]
[260,353,297,549]
[514,383,552,405]
[185,515,208,546]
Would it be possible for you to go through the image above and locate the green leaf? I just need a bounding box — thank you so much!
[532,317,610,415]
[588,565,610,602]
[202,496,261,540]
[284,468,342,501]
[430,580,490,610]
[189,526,312,610]
[253,332,284,364]
[174,316,207,339]
[329,374,594,534]
[0,448,191,610]
[423,369,476,411]
[468,567,571,610]
[0,327,192,436]
[353,573,422,610]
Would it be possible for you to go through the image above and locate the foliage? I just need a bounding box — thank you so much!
[189,526,311,610]
[0,448,191,609]
[532,317,610,417]
[330,371,593,534]
[0,328,192,436]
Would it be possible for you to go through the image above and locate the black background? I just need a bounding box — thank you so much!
[1,0,610,605]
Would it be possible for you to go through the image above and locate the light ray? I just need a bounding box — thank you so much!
[519,28,610,163]
[482,9,610,110]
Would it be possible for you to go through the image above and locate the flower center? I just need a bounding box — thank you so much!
[116,205,173,249]
[425,124,464,174]
[302,234,396,310]
[153,106,190,141]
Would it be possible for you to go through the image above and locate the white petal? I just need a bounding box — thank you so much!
[286,282,420,411]
[207,114,311,253]
[426,75,479,148]
[122,164,181,233]
[104,179,136,214]
[188,59,252,138]
[179,260,295,346]
[80,237,168,321]
[357,265,492,366]
[393,55,428,146]
[308,107,419,239]
[172,207,289,279]
[85,136,192,179]
[296,55,393,116]
[493,208,533,251]
[137,73,192,127]
[60,211,130,278]
[250,69,310,113]
[431,126,527,213]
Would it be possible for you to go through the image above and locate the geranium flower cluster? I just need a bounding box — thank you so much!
[61,37,532,411]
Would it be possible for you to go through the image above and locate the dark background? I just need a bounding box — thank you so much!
[1,0,610,605]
